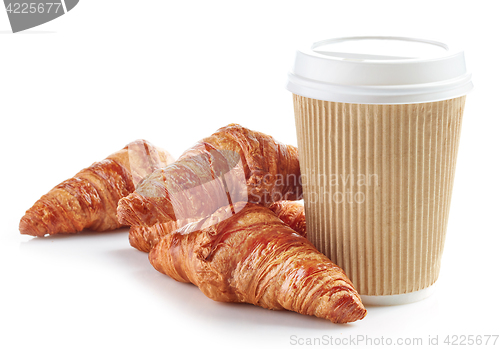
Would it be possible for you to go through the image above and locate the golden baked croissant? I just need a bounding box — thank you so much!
[117,124,302,227]
[129,200,306,253]
[149,202,366,323]
[20,140,175,237]
[129,220,190,253]
[269,200,306,238]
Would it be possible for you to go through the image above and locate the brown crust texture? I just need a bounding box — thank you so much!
[19,140,175,237]
[117,124,302,227]
[130,200,306,253]
[129,223,178,253]
[149,202,366,323]
[129,220,191,253]
[269,201,306,238]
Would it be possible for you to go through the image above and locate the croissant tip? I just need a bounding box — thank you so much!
[116,196,138,226]
[350,303,368,322]
[118,194,157,226]
[331,294,367,323]
[19,215,46,237]
[128,227,152,253]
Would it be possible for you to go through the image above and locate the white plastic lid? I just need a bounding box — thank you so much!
[286,36,473,104]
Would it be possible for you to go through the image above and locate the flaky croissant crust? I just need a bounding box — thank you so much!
[117,124,302,227]
[20,140,174,237]
[149,202,366,323]
[269,201,306,239]
[129,200,306,253]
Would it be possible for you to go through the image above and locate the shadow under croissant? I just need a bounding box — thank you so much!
[19,228,363,327]
[20,228,130,241]
[18,228,131,261]
[111,247,355,330]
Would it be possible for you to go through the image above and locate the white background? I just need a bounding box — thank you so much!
[1,1,499,348]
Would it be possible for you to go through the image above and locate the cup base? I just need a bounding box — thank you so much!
[361,284,436,306]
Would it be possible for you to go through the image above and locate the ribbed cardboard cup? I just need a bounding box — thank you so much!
[287,37,472,304]
[293,94,466,299]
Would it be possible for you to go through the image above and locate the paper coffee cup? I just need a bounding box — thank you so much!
[287,37,473,305]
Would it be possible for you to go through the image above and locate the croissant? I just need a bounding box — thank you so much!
[149,202,366,323]
[20,140,175,237]
[129,200,306,252]
[269,200,306,238]
[117,124,302,227]
[129,219,191,253]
